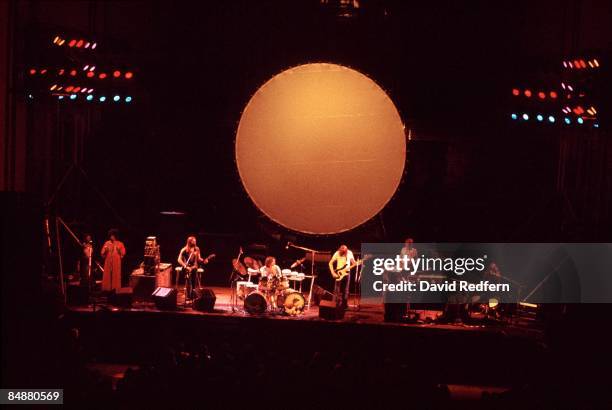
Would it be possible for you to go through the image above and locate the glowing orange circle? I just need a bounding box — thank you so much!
[235,63,406,234]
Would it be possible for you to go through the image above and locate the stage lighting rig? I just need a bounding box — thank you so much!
[23,28,138,105]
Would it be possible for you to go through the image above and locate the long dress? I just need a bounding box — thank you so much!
[101,240,126,291]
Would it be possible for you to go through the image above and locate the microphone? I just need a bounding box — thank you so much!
[285,242,292,250]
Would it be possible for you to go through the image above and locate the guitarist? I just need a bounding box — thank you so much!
[328,245,357,309]
[177,236,214,299]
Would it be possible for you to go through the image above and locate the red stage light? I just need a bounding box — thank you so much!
[68,39,77,47]
[98,73,107,79]
[573,60,581,68]
[549,91,558,99]
[70,70,77,76]
[29,68,36,75]
[524,89,532,97]
[124,71,133,79]
[58,69,65,75]
[538,91,545,99]
[76,40,84,48]
[579,60,586,68]
[113,70,121,78]
[66,86,74,92]
[73,87,81,93]
[86,71,94,78]
[512,88,520,96]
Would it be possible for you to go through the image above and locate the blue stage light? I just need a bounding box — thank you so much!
[511,113,518,120]
[536,114,543,122]
[125,96,132,103]
[113,95,120,102]
[522,113,529,121]
[70,94,77,100]
[577,117,584,124]
[564,117,571,125]
[99,96,106,102]
[86,95,93,101]
[548,115,555,123]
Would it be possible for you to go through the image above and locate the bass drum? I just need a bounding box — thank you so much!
[280,291,305,316]
[244,291,268,314]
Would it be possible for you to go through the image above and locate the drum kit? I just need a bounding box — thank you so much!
[235,269,306,316]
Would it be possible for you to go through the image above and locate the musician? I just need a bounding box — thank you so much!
[400,238,418,259]
[260,256,282,309]
[328,245,356,309]
[101,229,126,292]
[177,236,211,297]
[77,233,94,286]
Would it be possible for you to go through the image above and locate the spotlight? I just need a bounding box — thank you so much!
[68,39,77,47]
[70,70,77,76]
[73,87,81,93]
[29,68,36,75]
[89,66,96,71]
[113,70,121,78]
[70,94,77,100]
[91,42,97,50]
[549,91,558,99]
[522,113,529,121]
[113,95,120,102]
[65,86,74,92]
[85,42,91,48]
[99,96,106,102]
[58,69,65,75]
[76,39,84,48]
[98,73,107,79]
[124,71,133,79]
[548,115,555,123]
[511,113,518,120]
[49,84,57,91]
[594,123,599,128]
[58,39,65,46]
[524,89,532,98]
[87,72,94,78]
[83,65,89,71]
[40,69,47,74]
[125,96,132,103]
[536,114,543,122]
[86,95,93,101]
[593,59,599,67]
[563,61,568,68]
[53,36,60,44]
[512,88,520,96]
[58,95,64,100]
[538,91,546,99]
[577,117,584,124]
[564,117,571,125]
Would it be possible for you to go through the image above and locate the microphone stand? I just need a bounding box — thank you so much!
[229,247,243,313]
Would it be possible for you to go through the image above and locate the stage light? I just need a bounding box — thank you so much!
[50,84,57,91]
[53,36,60,44]
[524,89,532,97]
[91,42,97,49]
[536,114,544,122]
[29,68,36,75]
[87,71,94,78]
[538,91,546,99]
[40,69,47,74]
[548,115,555,123]
[594,123,599,128]
[86,95,93,101]
[70,70,77,76]
[588,60,594,68]
[511,113,518,120]
[59,69,65,75]
[113,95,120,102]
[522,113,529,120]
[579,60,586,68]
[567,85,573,92]
[573,60,580,68]
[235,63,405,234]
[577,117,584,124]
[80,88,88,93]
[89,66,96,71]
[83,65,89,71]
[87,89,94,93]
[99,96,106,102]
[73,87,81,93]
[563,61,568,68]
[593,59,599,67]
[124,71,133,79]
[113,70,121,78]
[68,39,77,47]
[98,73,107,79]
[512,88,520,96]
[125,96,132,103]
[76,39,84,48]
[58,95,64,100]
[564,117,571,125]
[549,91,557,99]
[70,94,77,100]
[65,86,74,92]
[58,39,65,46]
[568,61,573,68]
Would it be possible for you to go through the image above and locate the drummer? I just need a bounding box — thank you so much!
[260,256,282,309]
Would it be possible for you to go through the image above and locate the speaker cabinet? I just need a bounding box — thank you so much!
[152,287,177,310]
[193,288,216,312]
[319,298,345,320]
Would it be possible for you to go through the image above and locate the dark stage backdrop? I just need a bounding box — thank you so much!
[10,1,612,284]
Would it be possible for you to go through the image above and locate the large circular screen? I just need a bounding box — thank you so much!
[235,63,406,234]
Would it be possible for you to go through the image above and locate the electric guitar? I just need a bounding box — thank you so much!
[332,259,364,282]
[183,253,216,273]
